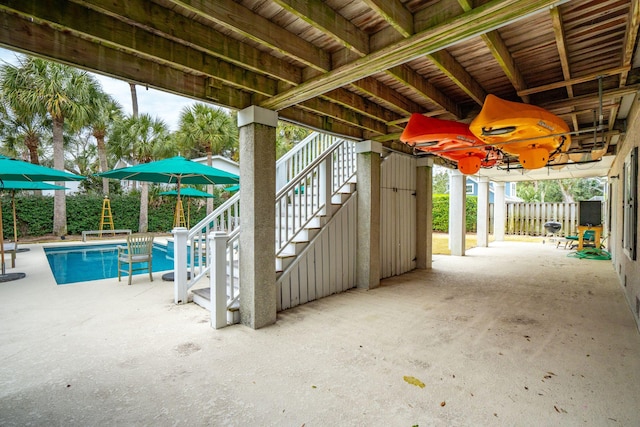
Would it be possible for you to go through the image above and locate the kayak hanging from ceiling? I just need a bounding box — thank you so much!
[469,94,571,170]
[400,113,502,175]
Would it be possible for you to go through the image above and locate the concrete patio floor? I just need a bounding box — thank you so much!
[1,239,639,426]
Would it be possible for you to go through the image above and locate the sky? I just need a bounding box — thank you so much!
[0,47,197,131]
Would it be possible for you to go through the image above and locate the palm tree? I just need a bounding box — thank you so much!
[0,63,49,164]
[176,103,237,213]
[88,91,123,195]
[110,113,173,232]
[276,121,310,159]
[2,56,101,235]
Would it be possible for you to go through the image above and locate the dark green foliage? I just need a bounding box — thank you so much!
[431,194,477,233]
[1,194,54,238]
[1,192,216,238]
[432,194,449,232]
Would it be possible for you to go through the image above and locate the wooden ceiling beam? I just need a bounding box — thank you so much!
[1,0,283,97]
[550,6,574,97]
[272,0,369,55]
[276,0,461,119]
[517,65,631,96]
[427,50,487,105]
[362,0,414,38]
[70,0,302,85]
[278,107,364,140]
[168,0,330,72]
[0,12,258,108]
[260,0,561,111]
[457,0,529,103]
[365,0,481,113]
[541,85,640,111]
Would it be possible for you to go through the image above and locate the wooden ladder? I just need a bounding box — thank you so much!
[99,197,115,236]
[174,199,187,228]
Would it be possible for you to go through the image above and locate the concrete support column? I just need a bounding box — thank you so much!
[238,106,278,329]
[416,157,433,269]
[448,170,466,256]
[494,182,506,241]
[356,141,382,289]
[476,177,490,248]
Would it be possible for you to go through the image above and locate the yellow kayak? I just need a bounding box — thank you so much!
[469,94,570,169]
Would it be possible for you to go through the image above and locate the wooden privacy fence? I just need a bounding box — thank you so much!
[505,202,578,236]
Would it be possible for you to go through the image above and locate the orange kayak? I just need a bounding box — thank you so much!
[400,114,501,174]
[469,94,570,169]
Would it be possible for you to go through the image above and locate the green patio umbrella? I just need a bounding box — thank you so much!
[160,187,215,228]
[98,156,239,228]
[0,155,85,281]
[97,156,239,185]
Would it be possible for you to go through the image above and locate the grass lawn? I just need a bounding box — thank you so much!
[432,232,543,255]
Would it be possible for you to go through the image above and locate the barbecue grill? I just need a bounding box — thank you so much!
[543,220,562,244]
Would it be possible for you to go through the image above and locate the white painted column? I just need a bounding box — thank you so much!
[356,141,382,289]
[448,170,466,256]
[209,231,228,329]
[416,157,433,269]
[494,182,506,241]
[238,106,278,329]
[172,227,188,304]
[476,177,490,247]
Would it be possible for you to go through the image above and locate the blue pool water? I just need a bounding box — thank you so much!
[45,243,175,285]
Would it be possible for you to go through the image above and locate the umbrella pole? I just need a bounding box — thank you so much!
[1,201,5,275]
[0,195,27,282]
[12,190,18,244]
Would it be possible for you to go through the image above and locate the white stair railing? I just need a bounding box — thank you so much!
[275,138,356,256]
[173,132,356,323]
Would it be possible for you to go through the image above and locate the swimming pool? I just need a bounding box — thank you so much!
[45,243,175,285]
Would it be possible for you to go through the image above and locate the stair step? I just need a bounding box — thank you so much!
[276,253,295,272]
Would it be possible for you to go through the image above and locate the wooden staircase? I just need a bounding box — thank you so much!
[174,133,357,327]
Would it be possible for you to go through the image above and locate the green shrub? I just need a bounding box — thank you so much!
[432,194,477,232]
[1,192,220,238]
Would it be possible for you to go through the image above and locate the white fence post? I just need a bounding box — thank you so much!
[173,227,189,304]
[319,156,333,217]
[209,231,228,329]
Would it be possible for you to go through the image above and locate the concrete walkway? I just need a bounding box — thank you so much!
[1,240,639,426]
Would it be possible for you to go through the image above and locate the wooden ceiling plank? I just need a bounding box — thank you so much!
[168,0,331,72]
[261,0,561,111]
[272,0,369,55]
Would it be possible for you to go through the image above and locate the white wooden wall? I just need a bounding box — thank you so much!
[380,152,417,279]
[276,195,357,311]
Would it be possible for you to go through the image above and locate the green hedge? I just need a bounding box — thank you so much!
[2,192,476,238]
[432,194,477,233]
[1,193,216,238]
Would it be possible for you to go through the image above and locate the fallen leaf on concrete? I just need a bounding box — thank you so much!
[440,401,446,407]
[403,376,425,388]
